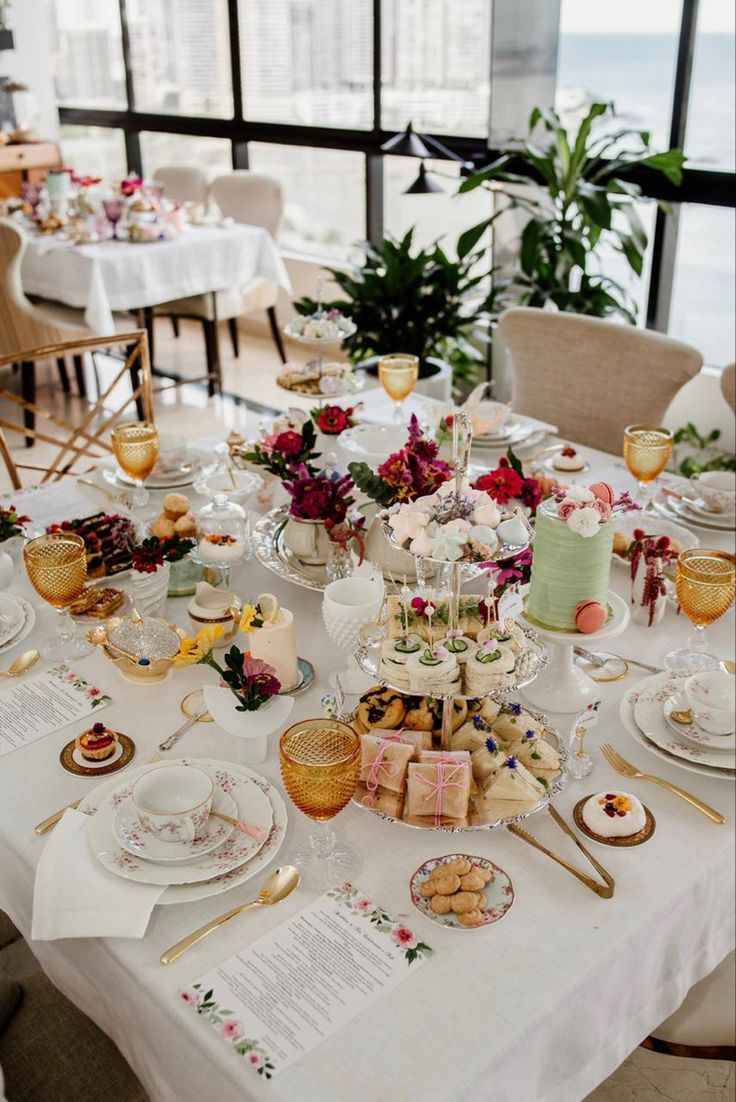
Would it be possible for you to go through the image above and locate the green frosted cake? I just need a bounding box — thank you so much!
[526,495,614,631]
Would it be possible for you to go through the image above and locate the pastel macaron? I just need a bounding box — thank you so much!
[575,600,608,634]
[589,482,616,506]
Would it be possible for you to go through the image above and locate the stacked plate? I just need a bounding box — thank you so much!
[0,593,36,656]
[103,453,200,491]
[654,488,735,533]
[619,672,735,781]
[79,758,287,904]
[471,414,548,454]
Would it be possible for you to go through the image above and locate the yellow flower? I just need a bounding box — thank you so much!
[172,625,224,668]
[239,604,258,635]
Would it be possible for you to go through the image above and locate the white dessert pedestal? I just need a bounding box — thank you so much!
[520,590,630,713]
[203,686,294,765]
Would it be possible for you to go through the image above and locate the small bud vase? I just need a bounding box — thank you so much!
[630,555,667,627]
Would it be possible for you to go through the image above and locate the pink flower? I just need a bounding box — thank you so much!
[557,499,579,521]
[354,897,373,913]
[391,925,418,950]
[179,989,201,1007]
[247,1052,264,1068]
[87,687,102,699]
[259,433,279,453]
[221,1020,244,1041]
[65,672,77,682]
[340,880,353,890]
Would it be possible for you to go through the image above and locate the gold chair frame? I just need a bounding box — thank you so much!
[0,330,154,490]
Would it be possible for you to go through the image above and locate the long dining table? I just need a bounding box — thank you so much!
[0,428,733,1102]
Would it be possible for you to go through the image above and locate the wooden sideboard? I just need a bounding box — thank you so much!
[0,142,60,199]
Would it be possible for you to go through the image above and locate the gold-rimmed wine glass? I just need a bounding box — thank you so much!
[23,532,92,659]
[623,423,673,509]
[111,421,159,506]
[665,549,736,673]
[279,718,361,889]
[378,353,419,425]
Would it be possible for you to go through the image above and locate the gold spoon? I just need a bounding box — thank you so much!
[670,708,694,724]
[0,650,40,678]
[160,865,300,965]
[720,659,735,675]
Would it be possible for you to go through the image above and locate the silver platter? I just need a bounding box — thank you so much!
[252,506,332,591]
[348,706,568,832]
[379,512,533,570]
[355,623,548,702]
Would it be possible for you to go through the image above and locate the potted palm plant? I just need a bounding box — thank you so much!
[457,102,685,321]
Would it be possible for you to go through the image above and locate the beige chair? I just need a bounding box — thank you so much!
[497,306,703,454]
[149,164,209,208]
[642,950,735,1061]
[153,171,287,394]
[721,364,735,415]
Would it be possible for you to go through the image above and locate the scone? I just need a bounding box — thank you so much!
[162,492,190,520]
[356,688,406,733]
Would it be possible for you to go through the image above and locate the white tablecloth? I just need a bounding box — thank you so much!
[0,439,733,1102]
[20,224,291,336]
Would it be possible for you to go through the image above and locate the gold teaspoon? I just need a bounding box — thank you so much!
[160,865,300,965]
[0,650,40,677]
[670,708,694,724]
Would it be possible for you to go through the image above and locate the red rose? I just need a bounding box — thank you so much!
[317,406,349,435]
[273,431,304,458]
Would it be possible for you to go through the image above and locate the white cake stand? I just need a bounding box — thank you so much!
[519,590,630,713]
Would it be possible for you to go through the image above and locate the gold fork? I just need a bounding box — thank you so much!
[34,751,163,834]
[600,743,726,824]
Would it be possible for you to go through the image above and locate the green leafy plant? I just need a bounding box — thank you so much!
[296,229,501,385]
[672,422,736,478]
[459,102,685,322]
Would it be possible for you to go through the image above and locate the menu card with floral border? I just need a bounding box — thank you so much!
[0,663,112,757]
[179,883,433,1078]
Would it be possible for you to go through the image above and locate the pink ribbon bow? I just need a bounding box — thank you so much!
[415,762,467,825]
[362,738,401,808]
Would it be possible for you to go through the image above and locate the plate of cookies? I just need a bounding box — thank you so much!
[350,688,568,831]
[410,855,514,930]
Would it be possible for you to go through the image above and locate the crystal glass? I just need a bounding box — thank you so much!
[623,423,673,508]
[23,533,92,659]
[378,353,419,424]
[279,718,362,889]
[665,549,736,673]
[103,198,124,238]
[111,422,159,506]
[192,492,249,587]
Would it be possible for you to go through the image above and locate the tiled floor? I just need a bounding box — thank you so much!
[1,319,733,1099]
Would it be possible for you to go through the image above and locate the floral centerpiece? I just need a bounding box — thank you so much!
[474,450,544,515]
[552,484,638,538]
[281,467,361,567]
[243,420,321,480]
[310,404,356,436]
[120,173,144,197]
[349,414,452,507]
[174,623,282,710]
[130,535,195,615]
[628,529,678,626]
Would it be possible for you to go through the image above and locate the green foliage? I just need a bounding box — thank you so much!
[672,422,736,477]
[459,102,685,322]
[347,461,395,507]
[295,228,502,385]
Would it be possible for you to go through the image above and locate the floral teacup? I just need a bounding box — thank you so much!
[684,671,735,737]
[132,764,213,843]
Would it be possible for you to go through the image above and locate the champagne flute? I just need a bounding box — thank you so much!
[24,533,92,659]
[665,549,735,673]
[378,353,419,425]
[623,423,673,509]
[279,718,362,890]
[111,422,159,506]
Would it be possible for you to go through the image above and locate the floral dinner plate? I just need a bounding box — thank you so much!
[633,676,735,770]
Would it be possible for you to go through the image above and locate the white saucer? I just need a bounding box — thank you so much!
[680,493,735,523]
[633,677,735,772]
[114,789,237,864]
[0,597,35,656]
[663,692,735,750]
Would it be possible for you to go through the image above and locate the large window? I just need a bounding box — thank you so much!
[127,0,233,117]
[51,0,735,366]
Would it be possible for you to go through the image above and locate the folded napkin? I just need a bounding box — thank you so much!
[32,809,165,941]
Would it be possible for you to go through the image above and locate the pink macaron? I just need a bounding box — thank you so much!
[589,481,616,506]
[575,600,608,634]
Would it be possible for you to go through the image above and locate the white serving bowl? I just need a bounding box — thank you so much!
[339,424,408,468]
[691,471,736,514]
[684,670,735,736]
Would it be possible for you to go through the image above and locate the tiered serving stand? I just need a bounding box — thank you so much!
[352,412,569,832]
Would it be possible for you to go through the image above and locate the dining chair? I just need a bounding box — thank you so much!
[0,329,154,489]
[150,165,209,208]
[152,171,287,395]
[497,306,703,454]
[721,363,735,414]
[641,950,735,1062]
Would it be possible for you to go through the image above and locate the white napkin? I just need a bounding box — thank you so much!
[32,809,165,940]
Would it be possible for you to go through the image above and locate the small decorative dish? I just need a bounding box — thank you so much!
[573,794,655,848]
[410,854,514,929]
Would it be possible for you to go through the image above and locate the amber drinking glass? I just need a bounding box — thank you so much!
[665,549,736,673]
[279,718,362,889]
[24,533,92,659]
[623,423,673,509]
[378,353,419,425]
[111,421,159,506]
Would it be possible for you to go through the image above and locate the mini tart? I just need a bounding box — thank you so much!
[75,723,118,762]
[573,793,655,848]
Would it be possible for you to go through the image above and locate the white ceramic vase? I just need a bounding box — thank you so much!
[203,685,294,765]
[131,562,171,617]
[630,556,667,627]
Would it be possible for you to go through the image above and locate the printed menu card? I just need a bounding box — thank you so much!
[0,663,112,757]
[180,883,433,1078]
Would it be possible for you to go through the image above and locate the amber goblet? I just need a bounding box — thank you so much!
[111,421,159,506]
[665,549,736,673]
[378,353,419,425]
[279,718,362,889]
[23,533,92,659]
[623,423,673,509]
